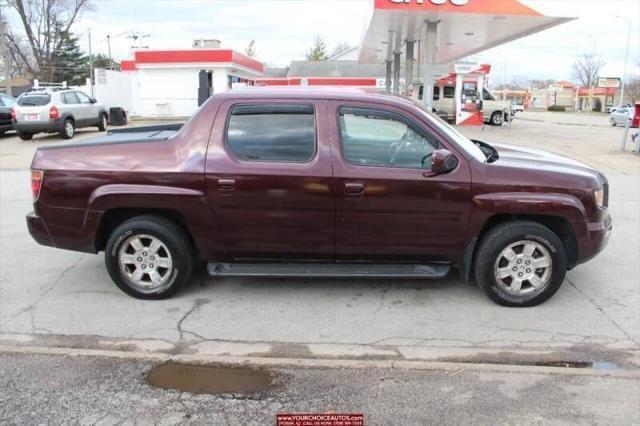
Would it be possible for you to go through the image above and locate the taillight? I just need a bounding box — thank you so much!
[49,106,59,119]
[31,170,43,201]
[10,107,16,121]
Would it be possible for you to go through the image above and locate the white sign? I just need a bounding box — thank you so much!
[597,78,620,89]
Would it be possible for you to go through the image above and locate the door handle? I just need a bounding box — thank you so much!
[344,182,364,196]
[217,178,236,191]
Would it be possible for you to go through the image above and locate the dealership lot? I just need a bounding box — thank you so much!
[0,112,639,367]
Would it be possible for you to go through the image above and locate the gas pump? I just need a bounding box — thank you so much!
[453,63,487,125]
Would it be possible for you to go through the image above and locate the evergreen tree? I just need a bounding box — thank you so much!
[306,36,327,62]
[48,27,87,85]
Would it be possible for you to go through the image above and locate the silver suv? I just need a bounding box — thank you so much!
[14,88,108,140]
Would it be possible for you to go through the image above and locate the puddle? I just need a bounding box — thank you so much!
[532,361,592,368]
[146,362,277,395]
[591,361,619,370]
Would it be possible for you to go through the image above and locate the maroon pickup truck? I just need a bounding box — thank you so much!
[27,88,611,306]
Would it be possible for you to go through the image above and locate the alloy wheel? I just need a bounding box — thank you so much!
[118,234,173,291]
[493,240,552,296]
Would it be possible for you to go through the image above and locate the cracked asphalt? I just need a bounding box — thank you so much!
[0,113,639,422]
[1,352,639,425]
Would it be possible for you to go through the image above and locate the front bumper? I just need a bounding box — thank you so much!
[26,211,55,247]
[577,212,612,265]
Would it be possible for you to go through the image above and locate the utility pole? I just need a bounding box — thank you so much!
[107,34,113,70]
[616,15,631,105]
[88,29,94,96]
[0,1,12,94]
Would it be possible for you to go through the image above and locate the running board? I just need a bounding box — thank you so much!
[207,262,450,279]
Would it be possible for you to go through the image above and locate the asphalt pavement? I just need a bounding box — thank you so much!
[1,352,638,425]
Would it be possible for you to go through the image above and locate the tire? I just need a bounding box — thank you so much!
[474,221,567,307]
[98,113,108,131]
[60,118,75,139]
[105,215,194,299]
[490,111,503,126]
[18,131,33,141]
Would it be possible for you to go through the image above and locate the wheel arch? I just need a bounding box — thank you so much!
[461,213,579,283]
[88,184,225,260]
[95,207,195,254]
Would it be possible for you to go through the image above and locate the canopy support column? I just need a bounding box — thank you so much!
[385,60,392,93]
[422,20,438,110]
[393,52,401,94]
[405,40,415,97]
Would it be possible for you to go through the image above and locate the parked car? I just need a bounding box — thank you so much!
[0,93,17,136]
[13,87,108,140]
[609,106,634,127]
[607,103,631,114]
[26,88,611,306]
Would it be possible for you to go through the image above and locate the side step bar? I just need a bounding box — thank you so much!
[207,262,450,279]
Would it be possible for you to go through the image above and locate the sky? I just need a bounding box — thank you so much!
[4,0,640,84]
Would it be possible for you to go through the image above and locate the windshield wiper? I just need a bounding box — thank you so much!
[472,139,499,163]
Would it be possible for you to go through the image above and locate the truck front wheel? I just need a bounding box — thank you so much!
[474,221,567,307]
[105,215,194,299]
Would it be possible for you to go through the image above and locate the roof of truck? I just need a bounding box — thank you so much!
[221,86,411,104]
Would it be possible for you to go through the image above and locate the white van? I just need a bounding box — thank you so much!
[416,84,512,126]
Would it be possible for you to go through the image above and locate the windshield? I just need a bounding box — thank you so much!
[17,94,51,106]
[409,98,486,162]
[1,96,16,107]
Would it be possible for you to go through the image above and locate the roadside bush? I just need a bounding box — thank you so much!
[547,105,566,112]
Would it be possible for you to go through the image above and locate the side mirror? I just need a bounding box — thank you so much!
[431,149,458,175]
[90,98,97,104]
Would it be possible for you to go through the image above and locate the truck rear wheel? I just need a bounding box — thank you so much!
[474,221,567,307]
[105,215,194,299]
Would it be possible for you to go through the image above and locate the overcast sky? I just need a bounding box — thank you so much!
[5,0,640,83]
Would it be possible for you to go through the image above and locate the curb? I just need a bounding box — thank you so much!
[1,344,639,379]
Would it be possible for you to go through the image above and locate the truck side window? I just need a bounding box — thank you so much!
[338,107,437,169]
[227,104,316,162]
[433,86,440,101]
[443,87,455,99]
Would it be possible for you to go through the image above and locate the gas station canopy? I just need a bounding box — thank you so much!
[359,0,574,65]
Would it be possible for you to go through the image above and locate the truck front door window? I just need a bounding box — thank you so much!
[339,107,437,169]
[227,104,316,162]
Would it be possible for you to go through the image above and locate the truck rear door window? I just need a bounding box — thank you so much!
[226,104,316,162]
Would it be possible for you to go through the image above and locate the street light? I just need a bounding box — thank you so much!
[615,15,631,105]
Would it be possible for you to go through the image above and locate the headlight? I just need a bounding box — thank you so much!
[594,188,605,208]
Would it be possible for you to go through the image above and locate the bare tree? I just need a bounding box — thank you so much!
[624,73,640,104]
[572,52,606,88]
[330,42,352,59]
[572,52,606,111]
[5,0,92,80]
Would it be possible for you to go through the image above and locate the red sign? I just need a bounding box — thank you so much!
[277,414,364,426]
[375,0,542,16]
